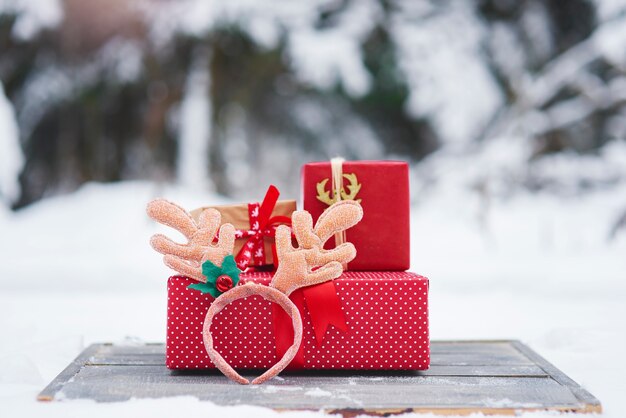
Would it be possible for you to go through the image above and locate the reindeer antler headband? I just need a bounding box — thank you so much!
[147,198,363,384]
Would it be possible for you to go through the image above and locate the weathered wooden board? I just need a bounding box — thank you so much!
[38,341,601,416]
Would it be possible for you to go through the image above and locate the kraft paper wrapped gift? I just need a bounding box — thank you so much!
[191,186,295,270]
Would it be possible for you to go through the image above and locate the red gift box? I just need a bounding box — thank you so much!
[166,271,429,370]
[301,161,410,271]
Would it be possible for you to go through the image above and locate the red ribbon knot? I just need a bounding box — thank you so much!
[234,185,291,270]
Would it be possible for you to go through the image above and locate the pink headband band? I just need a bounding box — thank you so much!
[203,284,302,384]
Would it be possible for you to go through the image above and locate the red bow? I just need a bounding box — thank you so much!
[234,185,291,270]
[272,281,349,368]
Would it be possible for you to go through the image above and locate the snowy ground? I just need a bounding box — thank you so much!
[1,180,625,417]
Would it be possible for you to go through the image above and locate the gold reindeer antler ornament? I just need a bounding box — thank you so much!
[315,174,362,205]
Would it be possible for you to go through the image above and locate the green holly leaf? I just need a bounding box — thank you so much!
[187,282,221,298]
[202,259,222,281]
[221,255,241,284]
[189,255,242,297]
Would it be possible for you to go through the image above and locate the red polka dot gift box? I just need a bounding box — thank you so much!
[166,271,430,370]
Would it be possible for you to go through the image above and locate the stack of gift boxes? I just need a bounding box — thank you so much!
[165,160,430,371]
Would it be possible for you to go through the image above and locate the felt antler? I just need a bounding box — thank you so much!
[147,199,236,282]
[270,200,363,295]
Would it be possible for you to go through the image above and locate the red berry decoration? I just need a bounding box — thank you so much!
[188,255,241,297]
[216,275,234,293]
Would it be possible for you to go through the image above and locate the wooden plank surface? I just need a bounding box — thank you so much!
[38,341,601,416]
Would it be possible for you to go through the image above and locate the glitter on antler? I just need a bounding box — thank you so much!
[147,199,236,282]
[270,200,363,295]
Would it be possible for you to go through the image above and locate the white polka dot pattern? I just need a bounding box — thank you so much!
[166,271,430,370]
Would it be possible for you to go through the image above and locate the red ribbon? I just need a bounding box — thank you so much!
[272,281,348,368]
[234,185,291,270]
[303,281,349,344]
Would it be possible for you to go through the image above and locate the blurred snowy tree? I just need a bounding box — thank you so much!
[0,0,625,207]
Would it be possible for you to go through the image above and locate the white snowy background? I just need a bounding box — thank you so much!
[1,0,626,417]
